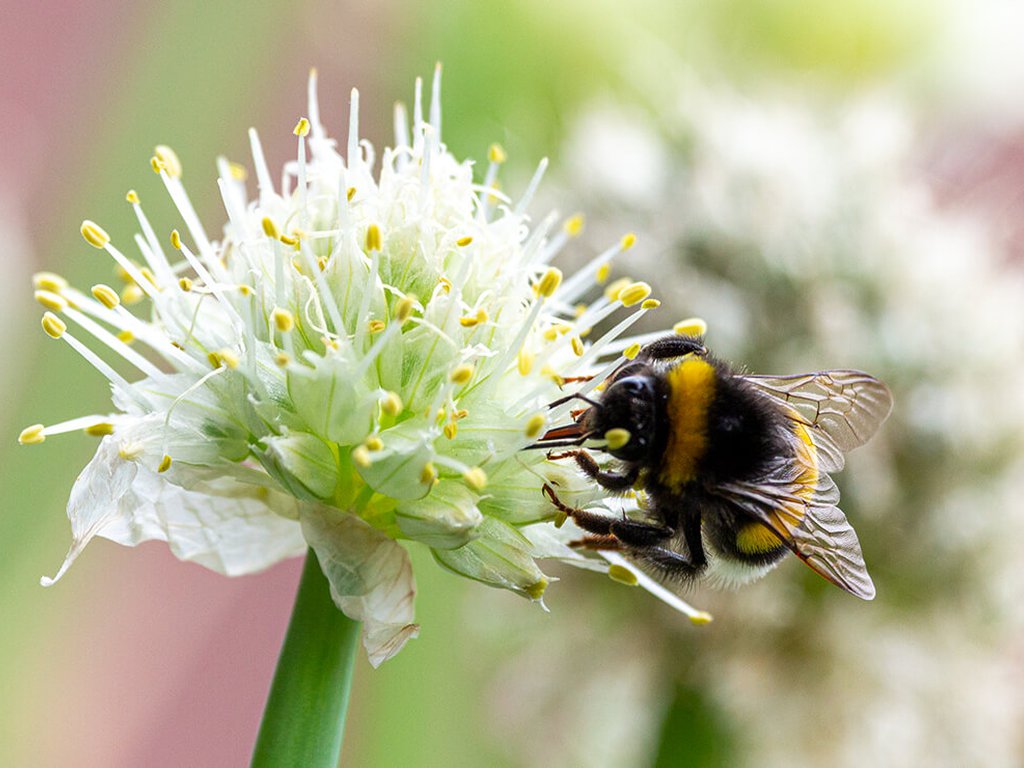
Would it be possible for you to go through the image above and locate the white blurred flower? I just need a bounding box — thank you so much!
[23,69,672,665]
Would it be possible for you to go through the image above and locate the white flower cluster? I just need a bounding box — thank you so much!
[23,69,677,665]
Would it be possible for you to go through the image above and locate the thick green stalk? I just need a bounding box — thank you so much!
[251,550,360,768]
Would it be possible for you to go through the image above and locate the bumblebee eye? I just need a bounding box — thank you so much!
[619,377,648,398]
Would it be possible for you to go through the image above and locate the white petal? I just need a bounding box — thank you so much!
[42,435,306,586]
[300,507,419,667]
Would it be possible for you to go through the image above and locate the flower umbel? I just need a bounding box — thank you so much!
[25,68,685,665]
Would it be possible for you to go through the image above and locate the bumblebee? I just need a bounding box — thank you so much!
[536,335,893,599]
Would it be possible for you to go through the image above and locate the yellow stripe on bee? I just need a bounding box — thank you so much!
[735,522,785,554]
[659,358,717,490]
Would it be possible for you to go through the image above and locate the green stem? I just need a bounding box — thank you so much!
[251,550,360,768]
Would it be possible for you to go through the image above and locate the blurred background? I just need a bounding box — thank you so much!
[4,0,1024,765]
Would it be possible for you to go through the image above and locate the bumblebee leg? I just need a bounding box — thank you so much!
[643,546,703,576]
[550,449,640,491]
[608,517,675,546]
[637,335,706,362]
[569,534,621,550]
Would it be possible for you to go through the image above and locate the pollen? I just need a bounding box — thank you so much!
[488,143,507,164]
[42,312,67,339]
[595,263,611,284]
[91,284,120,309]
[352,445,372,468]
[463,467,487,491]
[456,236,473,247]
[689,612,714,626]
[395,295,415,322]
[33,272,68,292]
[450,364,474,385]
[84,422,114,437]
[80,220,110,249]
[34,290,67,313]
[641,299,660,310]
[673,317,708,337]
[605,428,631,451]
[608,564,639,586]
[444,422,458,440]
[535,267,563,298]
[158,455,172,473]
[261,217,280,239]
[620,232,637,250]
[571,336,585,357]
[525,413,546,438]
[381,391,403,417]
[18,424,46,445]
[365,223,382,252]
[179,277,193,292]
[419,462,437,485]
[293,117,311,137]
[618,281,652,307]
[563,213,585,237]
[525,578,548,600]
[624,342,642,360]
[125,189,140,204]
[365,436,384,451]
[153,145,182,178]
[272,307,295,332]
[170,230,183,250]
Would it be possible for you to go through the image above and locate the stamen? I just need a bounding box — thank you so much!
[673,317,708,337]
[450,364,474,385]
[463,467,487,491]
[525,413,546,438]
[352,445,372,467]
[34,290,67,313]
[272,307,295,333]
[607,564,639,586]
[618,282,652,307]
[158,455,172,473]
[18,424,45,445]
[514,157,548,216]
[33,272,68,292]
[535,267,563,298]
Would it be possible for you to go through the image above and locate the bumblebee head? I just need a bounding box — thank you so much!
[586,373,660,462]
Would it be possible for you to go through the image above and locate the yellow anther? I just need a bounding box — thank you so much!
[150,156,165,174]
[317,256,329,271]
[525,578,548,600]
[619,282,652,308]
[219,349,239,369]
[574,303,588,318]
[365,224,382,252]
[641,299,661,310]
[275,352,291,367]
[564,213,585,236]
[365,436,384,451]
[117,330,135,344]
[179,277,193,292]
[542,328,558,342]
[444,422,458,440]
[158,455,172,473]
[18,424,45,445]
[488,143,507,164]
[368,319,386,334]
[272,307,295,332]
[229,162,247,181]
[605,428,631,451]
[170,230,183,250]
[261,217,280,239]
[689,612,714,626]
[463,467,487,491]
[119,443,143,461]
[475,307,488,324]
[33,272,67,292]
[571,336,585,357]
[84,422,114,437]
[139,267,157,287]
[541,365,565,387]
[535,267,563,298]
[459,315,479,328]
[419,462,437,485]
[280,233,299,247]
[608,564,639,586]
[525,413,546,439]
[455,409,469,420]
[154,145,182,178]
[395,295,415,322]
[34,290,67,312]
[352,445,372,468]
[456,236,473,247]
[126,189,140,205]
[604,277,632,302]
[438,276,452,294]
[624,342,642,360]
[89,284,120,310]
[80,220,110,249]
[381,391,403,416]
[346,186,356,201]
[42,312,66,339]
[293,117,311,137]
[620,232,637,250]
[673,317,708,338]
[450,364,474,385]
[121,284,144,305]
[595,263,611,284]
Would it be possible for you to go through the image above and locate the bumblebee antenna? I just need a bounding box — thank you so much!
[546,392,601,410]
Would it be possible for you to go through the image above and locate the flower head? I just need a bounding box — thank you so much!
[23,68,690,664]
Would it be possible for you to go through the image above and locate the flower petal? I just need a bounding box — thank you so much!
[300,507,419,667]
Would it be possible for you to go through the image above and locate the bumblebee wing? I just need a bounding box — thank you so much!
[714,458,876,600]
[741,370,893,472]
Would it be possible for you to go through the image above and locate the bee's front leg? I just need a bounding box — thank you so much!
[547,449,640,491]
